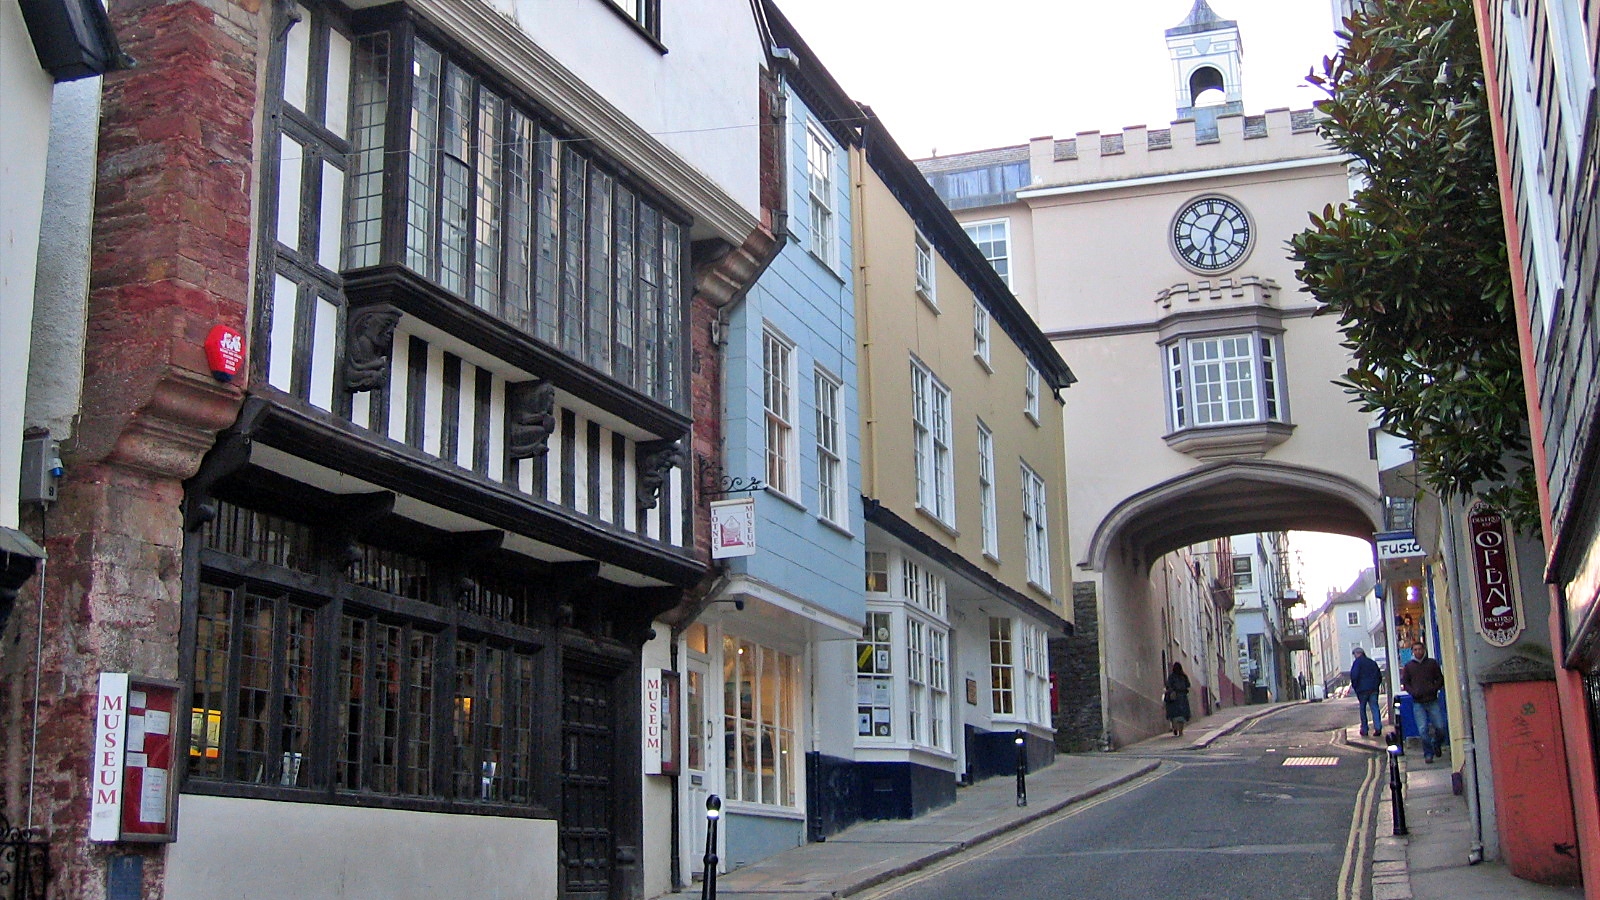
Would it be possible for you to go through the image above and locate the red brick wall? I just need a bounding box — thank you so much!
[0,2,258,897]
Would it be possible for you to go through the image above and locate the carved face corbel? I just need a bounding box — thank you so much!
[505,381,558,460]
[343,304,404,393]
[636,439,684,512]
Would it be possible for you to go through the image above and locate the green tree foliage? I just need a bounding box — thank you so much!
[1291,0,1536,530]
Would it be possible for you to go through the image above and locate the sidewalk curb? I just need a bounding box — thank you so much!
[829,760,1163,899]
[1188,700,1305,749]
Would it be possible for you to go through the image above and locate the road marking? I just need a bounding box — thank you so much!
[1283,756,1340,767]
[850,765,1177,899]
[1337,755,1383,900]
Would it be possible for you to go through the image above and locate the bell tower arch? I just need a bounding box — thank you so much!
[1166,0,1244,138]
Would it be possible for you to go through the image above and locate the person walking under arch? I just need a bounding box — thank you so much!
[1165,662,1192,737]
[1350,647,1382,737]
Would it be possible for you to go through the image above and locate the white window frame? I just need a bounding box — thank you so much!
[973,302,992,368]
[962,218,1011,286]
[911,358,955,526]
[722,634,799,808]
[914,229,937,308]
[763,327,798,498]
[1166,332,1285,429]
[814,367,846,527]
[1021,462,1050,592]
[1347,610,1361,627]
[977,421,999,559]
[1502,2,1567,336]
[1538,0,1595,165]
[1024,364,1040,423]
[1232,555,1253,590]
[1020,623,1049,725]
[806,123,838,269]
[857,610,895,740]
[989,616,1015,717]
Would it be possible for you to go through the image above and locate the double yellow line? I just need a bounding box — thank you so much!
[1339,754,1385,900]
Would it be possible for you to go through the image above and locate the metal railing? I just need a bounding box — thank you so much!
[0,812,49,900]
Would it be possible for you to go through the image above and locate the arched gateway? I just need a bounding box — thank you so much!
[919,1,1381,748]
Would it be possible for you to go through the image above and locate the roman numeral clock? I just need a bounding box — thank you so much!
[1171,195,1253,273]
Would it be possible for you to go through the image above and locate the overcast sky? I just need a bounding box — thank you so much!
[773,0,1342,158]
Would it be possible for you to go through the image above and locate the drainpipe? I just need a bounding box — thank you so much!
[1438,508,1486,863]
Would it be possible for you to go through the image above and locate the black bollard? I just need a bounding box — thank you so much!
[702,795,722,900]
[1385,731,1409,836]
[1015,729,1028,808]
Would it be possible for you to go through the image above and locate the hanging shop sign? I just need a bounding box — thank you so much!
[1375,530,1425,560]
[710,497,756,559]
[89,673,180,843]
[1467,505,1525,647]
[642,668,680,776]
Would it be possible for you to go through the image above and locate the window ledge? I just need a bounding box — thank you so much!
[807,249,845,282]
[974,353,993,374]
[817,515,854,539]
[764,484,807,512]
[914,505,959,537]
[1024,410,1039,427]
[1163,420,1294,461]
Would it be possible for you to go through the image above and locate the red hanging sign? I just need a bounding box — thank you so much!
[204,324,245,382]
[1468,505,1523,647]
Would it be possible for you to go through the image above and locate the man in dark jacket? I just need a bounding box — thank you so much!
[1401,641,1447,762]
[1349,647,1383,736]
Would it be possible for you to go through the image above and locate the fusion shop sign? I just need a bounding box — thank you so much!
[1468,505,1524,647]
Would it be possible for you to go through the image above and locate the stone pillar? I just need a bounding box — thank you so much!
[0,1,258,897]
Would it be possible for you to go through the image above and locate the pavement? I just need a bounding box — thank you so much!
[664,702,1586,900]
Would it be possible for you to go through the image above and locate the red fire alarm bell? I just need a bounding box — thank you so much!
[204,325,244,382]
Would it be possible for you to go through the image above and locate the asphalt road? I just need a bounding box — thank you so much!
[859,699,1381,900]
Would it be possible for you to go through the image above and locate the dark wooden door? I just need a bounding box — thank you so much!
[561,665,617,899]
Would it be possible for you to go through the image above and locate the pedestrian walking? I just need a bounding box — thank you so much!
[1400,641,1447,762]
[1349,647,1383,736]
[1164,662,1192,737]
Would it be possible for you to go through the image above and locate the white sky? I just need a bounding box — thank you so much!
[773,0,1342,157]
[1290,531,1377,611]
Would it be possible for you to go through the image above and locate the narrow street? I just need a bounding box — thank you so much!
[858,701,1377,900]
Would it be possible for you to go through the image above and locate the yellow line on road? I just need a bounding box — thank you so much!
[1338,755,1382,900]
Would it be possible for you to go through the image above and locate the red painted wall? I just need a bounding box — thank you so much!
[1484,680,1582,885]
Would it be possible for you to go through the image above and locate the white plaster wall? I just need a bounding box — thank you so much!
[0,4,55,528]
[641,628,675,898]
[26,78,103,445]
[489,0,763,218]
[164,795,557,899]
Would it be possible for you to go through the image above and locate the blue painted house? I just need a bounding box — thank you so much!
[684,13,868,874]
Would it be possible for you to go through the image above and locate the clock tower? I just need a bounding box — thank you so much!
[1166,0,1244,139]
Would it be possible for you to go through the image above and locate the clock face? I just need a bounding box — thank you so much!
[1172,196,1252,272]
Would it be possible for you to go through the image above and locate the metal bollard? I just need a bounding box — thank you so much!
[701,795,722,900]
[1385,730,1409,836]
[1015,729,1028,808]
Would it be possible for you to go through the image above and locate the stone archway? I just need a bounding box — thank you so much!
[1085,460,1381,747]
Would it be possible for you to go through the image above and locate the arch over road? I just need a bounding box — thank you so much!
[1084,460,1382,748]
[1083,459,1384,573]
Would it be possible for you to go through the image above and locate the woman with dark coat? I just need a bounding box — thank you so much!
[1165,662,1192,737]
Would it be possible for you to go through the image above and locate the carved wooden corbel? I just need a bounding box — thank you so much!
[505,380,558,460]
[343,303,404,393]
[636,439,684,512]
[182,396,271,532]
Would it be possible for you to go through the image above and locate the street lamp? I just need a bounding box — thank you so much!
[701,795,722,900]
[1015,730,1028,807]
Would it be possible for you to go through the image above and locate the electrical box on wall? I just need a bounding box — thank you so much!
[20,434,62,504]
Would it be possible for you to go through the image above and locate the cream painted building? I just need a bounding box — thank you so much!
[921,0,1381,747]
[852,113,1074,812]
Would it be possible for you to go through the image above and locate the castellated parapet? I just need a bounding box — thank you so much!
[919,107,1335,201]
[1031,108,1328,186]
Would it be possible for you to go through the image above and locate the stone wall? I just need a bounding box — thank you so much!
[1051,580,1104,752]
